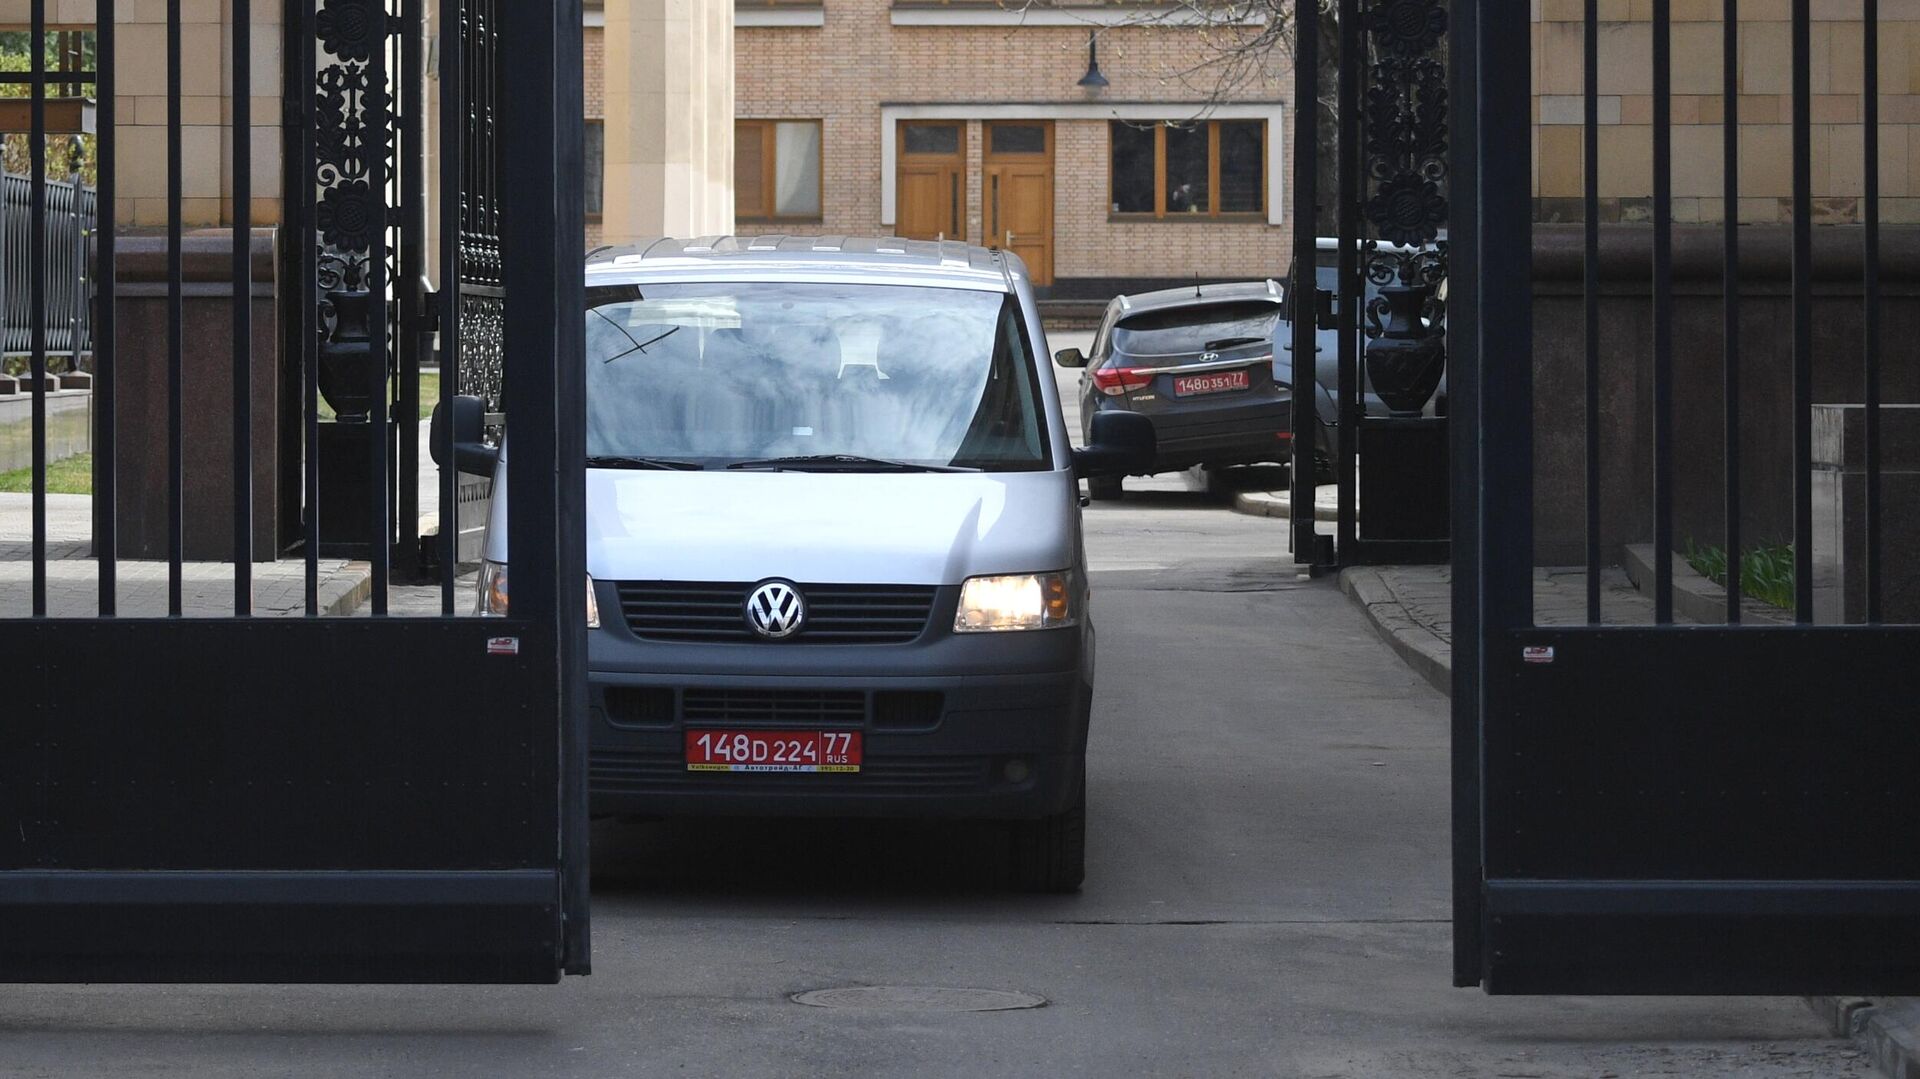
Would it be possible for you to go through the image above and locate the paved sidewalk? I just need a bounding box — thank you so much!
[1345,562,1920,1079]
[1337,562,1664,695]
[1,492,368,618]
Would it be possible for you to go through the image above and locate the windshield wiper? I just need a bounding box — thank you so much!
[1202,336,1267,351]
[725,454,978,473]
[587,454,704,471]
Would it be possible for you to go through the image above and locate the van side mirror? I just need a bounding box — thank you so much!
[429,394,499,477]
[1314,288,1338,332]
[1072,410,1155,478]
[1054,347,1088,368]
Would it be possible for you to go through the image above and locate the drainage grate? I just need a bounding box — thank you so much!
[790,986,1047,1012]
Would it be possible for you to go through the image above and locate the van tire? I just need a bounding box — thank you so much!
[1086,475,1123,501]
[1010,765,1086,894]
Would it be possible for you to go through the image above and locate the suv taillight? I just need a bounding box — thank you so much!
[1091,366,1153,397]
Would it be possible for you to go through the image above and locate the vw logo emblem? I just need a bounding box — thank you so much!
[745,581,806,640]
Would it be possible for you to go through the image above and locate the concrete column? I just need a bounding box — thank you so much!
[602,0,734,242]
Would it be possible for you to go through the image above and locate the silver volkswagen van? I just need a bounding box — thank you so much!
[439,237,1152,891]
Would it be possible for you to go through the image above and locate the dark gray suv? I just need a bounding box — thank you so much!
[1056,282,1293,500]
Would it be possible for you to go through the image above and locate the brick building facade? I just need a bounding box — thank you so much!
[732,0,1292,297]
[1533,4,1920,224]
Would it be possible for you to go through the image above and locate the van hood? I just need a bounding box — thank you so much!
[580,468,1079,585]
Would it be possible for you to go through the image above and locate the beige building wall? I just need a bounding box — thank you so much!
[600,0,734,243]
[1533,3,1920,223]
[0,0,285,228]
[735,4,1290,283]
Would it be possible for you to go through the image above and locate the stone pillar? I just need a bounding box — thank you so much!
[601,0,734,241]
[1812,404,1920,624]
[111,230,282,562]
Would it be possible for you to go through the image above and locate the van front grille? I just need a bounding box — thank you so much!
[615,581,938,644]
[681,688,867,726]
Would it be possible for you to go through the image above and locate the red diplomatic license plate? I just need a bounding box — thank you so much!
[1173,369,1250,396]
[686,729,863,773]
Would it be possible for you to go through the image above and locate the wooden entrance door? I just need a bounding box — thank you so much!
[897,121,965,242]
[983,121,1053,286]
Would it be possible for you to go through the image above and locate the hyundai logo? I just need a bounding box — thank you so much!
[1200,351,1221,363]
[745,580,806,639]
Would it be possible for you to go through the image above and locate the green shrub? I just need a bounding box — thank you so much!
[1683,538,1794,610]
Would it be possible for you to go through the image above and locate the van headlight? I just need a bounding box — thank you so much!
[954,571,1076,632]
[475,561,602,628]
[477,560,510,617]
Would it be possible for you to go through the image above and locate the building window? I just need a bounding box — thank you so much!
[736,119,823,222]
[584,120,604,219]
[1109,120,1265,219]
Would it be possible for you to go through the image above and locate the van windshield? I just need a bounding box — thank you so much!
[584,281,1050,471]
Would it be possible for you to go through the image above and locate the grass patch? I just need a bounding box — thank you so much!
[1684,538,1795,610]
[315,371,441,423]
[0,452,93,495]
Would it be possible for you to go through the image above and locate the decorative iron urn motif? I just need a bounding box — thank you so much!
[318,255,378,422]
[1364,283,1445,417]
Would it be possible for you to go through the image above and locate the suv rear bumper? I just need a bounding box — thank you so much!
[1145,408,1291,471]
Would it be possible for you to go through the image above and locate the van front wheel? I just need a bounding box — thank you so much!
[1009,765,1086,893]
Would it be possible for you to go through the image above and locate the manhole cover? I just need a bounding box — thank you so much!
[790,986,1047,1012]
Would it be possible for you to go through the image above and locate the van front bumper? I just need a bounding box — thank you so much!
[585,619,1092,821]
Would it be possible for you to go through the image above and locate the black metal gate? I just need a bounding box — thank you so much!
[0,0,588,982]
[1451,0,1920,993]
[1289,0,1452,570]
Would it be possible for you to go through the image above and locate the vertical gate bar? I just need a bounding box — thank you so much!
[1582,0,1601,623]
[554,0,590,974]
[29,0,46,618]
[96,0,118,616]
[302,0,321,615]
[1863,0,1882,623]
[1289,0,1319,566]
[166,0,184,616]
[1722,0,1741,621]
[232,0,254,615]
[1791,0,1814,621]
[1336,0,1360,559]
[1651,0,1675,624]
[1463,0,1538,981]
[369,11,392,615]
[439,0,463,615]
[396,0,424,584]
[499,0,590,976]
[1447,0,1485,987]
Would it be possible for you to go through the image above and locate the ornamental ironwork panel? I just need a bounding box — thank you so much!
[1362,0,1448,249]
[311,0,407,391]
[454,0,505,414]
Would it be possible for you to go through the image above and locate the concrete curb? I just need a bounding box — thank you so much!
[1337,566,1452,697]
[325,562,375,617]
[1862,1001,1920,1079]
[1620,543,1791,625]
[1808,997,1920,1079]
[1336,565,1914,1079]
[1231,488,1342,522]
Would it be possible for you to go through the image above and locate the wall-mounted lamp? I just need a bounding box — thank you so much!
[1077,30,1109,89]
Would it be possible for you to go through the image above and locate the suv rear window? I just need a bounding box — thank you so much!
[1110,301,1280,360]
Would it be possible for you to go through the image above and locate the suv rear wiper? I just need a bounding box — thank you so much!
[586,454,704,471]
[725,454,979,473]
[1202,336,1267,351]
